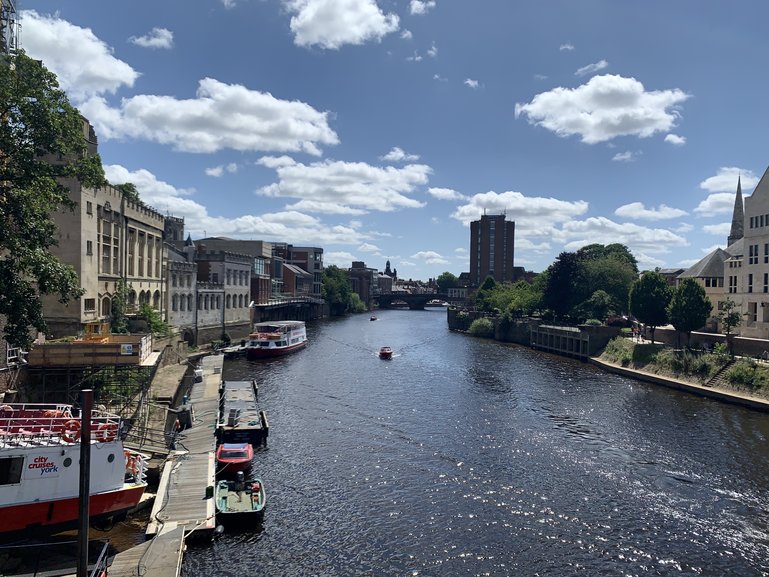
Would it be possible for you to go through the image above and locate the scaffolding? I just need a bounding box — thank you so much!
[1,0,19,55]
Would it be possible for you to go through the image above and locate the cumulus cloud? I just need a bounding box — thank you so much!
[559,217,688,256]
[614,202,688,220]
[693,193,736,217]
[257,158,431,214]
[703,223,730,236]
[205,163,238,177]
[106,164,367,246]
[411,251,449,265]
[699,166,758,193]
[78,78,339,155]
[285,0,399,50]
[324,251,360,267]
[515,74,690,144]
[406,51,423,62]
[381,147,420,162]
[559,43,574,51]
[21,10,140,101]
[428,187,466,201]
[401,29,412,40]
[451,190,588,235]
[664,133,686,146]
[359,243,380,252]
[129,27,174,49]
[427,42,438,57]
[575,59,608,76]
[433,74,448,82]
[410,1,436,15]
[257,156,297,169]
[464,78,479,89]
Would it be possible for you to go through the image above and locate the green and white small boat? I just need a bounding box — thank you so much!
[215,471,266,523]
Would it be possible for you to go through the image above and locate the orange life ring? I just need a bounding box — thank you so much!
[43,409,63,419]
[61,419,81,443]
[96,423,118,442]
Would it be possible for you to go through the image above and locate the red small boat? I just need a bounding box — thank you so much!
[216,442,254,474]
[379,346,393,359]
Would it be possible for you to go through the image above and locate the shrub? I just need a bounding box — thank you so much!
[468,318,495,338]
[602,337,633,367]
[725,359,769,390]
[583,318,602,326]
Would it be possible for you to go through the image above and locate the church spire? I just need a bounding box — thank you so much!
[727,176,744,247]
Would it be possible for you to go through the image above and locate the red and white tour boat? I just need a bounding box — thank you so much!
[0,402,148,538]
[246,320,307,360]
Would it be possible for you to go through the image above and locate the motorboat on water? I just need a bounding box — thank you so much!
[215,471,266,523]
[379,346,393,359]
[0,403,148,539]
[216,442,254,475]
[246,320,307,360]
[370,315,378,321]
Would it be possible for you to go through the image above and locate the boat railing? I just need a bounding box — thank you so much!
[0,403,121,444]
[124,449,150,484]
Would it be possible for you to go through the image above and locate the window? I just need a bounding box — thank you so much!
[764,273,768,293]
[172,295,178,311]
[86,201,93,215]
[84,298,96,312]
[172,274,177,287]
[729,275,737,293]
[748,273,753,293]
[86,240,93,255]
[212,273,219,284]
[749,244,758,265]
[0,457,24,485]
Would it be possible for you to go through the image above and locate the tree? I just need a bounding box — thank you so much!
[0,52,107,349]
[667,278,712,348]
[322,265,353,316]
[576,289,613,322]
[629,271,673,343]
[114,182,142,205]
[473,275,498,312]
[541,252,581,320]
[436,271,458,291]
[718,298,742,336]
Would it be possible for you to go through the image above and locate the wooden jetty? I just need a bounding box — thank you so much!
[144,354,222,539]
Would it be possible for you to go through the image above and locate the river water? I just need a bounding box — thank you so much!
[182,308,769,577]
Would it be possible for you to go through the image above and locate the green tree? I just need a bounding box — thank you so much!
[0,52,107,349]
[435,271,458,291]
[667,278,712,348]
[114,182,142,205]
[575,289,613,322]
[140,303,170,337]
[629,271,673,343]
[718,298,741,336]
[473,275,498,312]
[322,265,353,316]
[541,252,581,321]
[110,279,130,334]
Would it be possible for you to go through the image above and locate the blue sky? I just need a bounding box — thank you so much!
[18,1,769,280]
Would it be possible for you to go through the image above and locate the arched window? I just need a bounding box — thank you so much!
[153,290,160,309]
[226,294,231,309]
[172,295,178,311]
[101,296,111,317]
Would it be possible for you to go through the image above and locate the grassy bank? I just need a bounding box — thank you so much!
[598,337,769,401]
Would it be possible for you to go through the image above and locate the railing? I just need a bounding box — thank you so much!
[0,403,121,445]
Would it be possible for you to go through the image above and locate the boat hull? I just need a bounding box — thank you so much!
[0,484,145,538]
[215,479,266,524]
[246,341,306,360]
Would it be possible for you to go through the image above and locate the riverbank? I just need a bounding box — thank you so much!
[590,356,769,412]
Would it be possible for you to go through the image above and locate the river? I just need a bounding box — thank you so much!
[182,308,769,576]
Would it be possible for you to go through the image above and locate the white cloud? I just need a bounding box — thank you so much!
[575,59,608,76]
[205,163,238,177]
[257,156,298,169]
[433,74,448,82]
[406,51,423,62]
[534,74,548,80]
[285,0,399,50]
[455,248,468,255]
[381,147,420,162]
[221,0,237,8]
[21,10,140,101]
[675,223,694,233]
[401,29,412,40]
[324,251,359,267]
[559,217,688,256]
[464,78,479,89]
[257,158,431,214]
[693,193,735,217]
[451,190,588,235]
[105,164,372,246]
[410,251,449,265]
[427,42,438,57]
[699,166,758,193]
[79,78,339,155]
[129,27,174,49]
[664,133,686,146]
[410,1,436,15]
[703,222,730,235]
[428,187,466,201]
[614,202,688,220]
[358,243,380,252]
[515,74,690,144]
[612,150,640,162]
[559,43,574,51]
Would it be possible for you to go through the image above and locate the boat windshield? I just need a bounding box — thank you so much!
[221,449,249,458]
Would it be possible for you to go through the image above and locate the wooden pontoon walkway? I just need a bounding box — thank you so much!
[109,354,223,577]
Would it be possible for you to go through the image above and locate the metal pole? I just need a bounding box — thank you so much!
[77,389,93,577]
